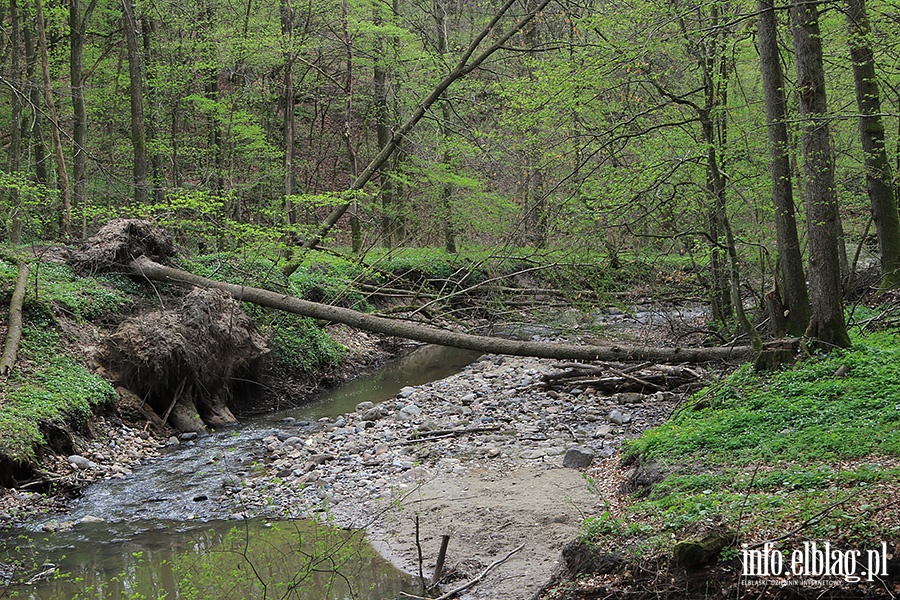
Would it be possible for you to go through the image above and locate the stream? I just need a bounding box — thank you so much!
[2,345,482,600]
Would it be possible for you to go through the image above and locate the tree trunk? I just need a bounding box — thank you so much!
[141,16,165,204]
[131,256,754,363]
[281,0,296,224]
[375,3,404,247]
[756,0,810,335]
[435,0,456,253]
[35,0,72,236]
[282,0,552,276]
[341,0,362,254]
[71,0,98,237]
[790,0,851,348]
[23,27,50,193]
[7,0,23,243]
[846,0,900,289]
[1,259,30,376]
[122,0,149,204]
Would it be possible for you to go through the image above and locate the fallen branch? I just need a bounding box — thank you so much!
[1,258,30,376]
[129,257,755,364]
[433,543,525,600]
[400,425,503,445]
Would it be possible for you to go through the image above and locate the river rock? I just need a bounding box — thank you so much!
[356,401,375,413]
[608,410,625,425]
[399,404,421,417]
[521,449,546,460]
[398,386,416,399]
[67,455,99,470]
[617,393,645,404]
[593,424,612,438]
[78,515,105,523]
[563,446,595,468]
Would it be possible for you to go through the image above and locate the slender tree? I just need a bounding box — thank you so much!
[434,0,456,253]
[281,0,296,224]
[7,0,24,243]
[71,0,98,236]
[35,0,72,235]
[790,0,851,347]
[122,0,149,204]
[845,0,900,289]
[756,0,810,335]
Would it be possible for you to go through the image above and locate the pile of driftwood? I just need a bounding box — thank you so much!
[541,361,704,394]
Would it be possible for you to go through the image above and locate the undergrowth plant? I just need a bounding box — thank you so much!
[0,309,116,463]
[581,332,900,558]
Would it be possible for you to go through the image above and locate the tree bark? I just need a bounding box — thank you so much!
[1,259,30,376]
[756,0,810,335]
[35,0,72,236]
[131,256,754,363]
[790,0,851,348]
[71,0,98,237]
[434,0,456,253]
[375,1,404,247]
[141,16,165,204]
[341,0,362,254]
[7,0,23,243]
[281,0,296,224]
[23,26,50,193]
[122,0,149,204]
[282,0,552,276]
[845,0,900,290]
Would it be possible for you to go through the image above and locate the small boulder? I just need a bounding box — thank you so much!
[562,446,595,468]
[67,455,99,470]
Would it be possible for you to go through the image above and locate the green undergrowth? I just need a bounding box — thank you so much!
[0,257,143,465]
[181,253,346,374]
[1,259,136,322]
[0,310,116,464]
[583,331,900,563]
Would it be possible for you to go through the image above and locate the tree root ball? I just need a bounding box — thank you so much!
[104,288,269,432]
[69,218,175,275]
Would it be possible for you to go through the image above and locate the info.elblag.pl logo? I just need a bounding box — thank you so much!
[741,542,891,584]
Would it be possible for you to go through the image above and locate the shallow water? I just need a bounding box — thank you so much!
[2,345,481,599]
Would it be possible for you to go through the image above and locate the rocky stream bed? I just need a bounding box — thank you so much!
[8,345,688,600]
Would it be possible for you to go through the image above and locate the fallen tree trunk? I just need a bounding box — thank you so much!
[1,259,30,376]
[130,256,755,364]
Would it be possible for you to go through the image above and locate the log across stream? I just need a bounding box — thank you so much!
[4,345,481,600]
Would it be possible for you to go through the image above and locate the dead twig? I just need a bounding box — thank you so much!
[432,543,525,600]
[400,425,503,445]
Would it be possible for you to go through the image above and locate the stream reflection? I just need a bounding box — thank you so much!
[5,518,417,599]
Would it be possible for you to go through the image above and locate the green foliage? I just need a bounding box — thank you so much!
[184,252,346,374]
[584,333,900,556]
[0,313,116,463]
[626,335,900,465]
[28,262,133,322]
[262,312,345,374]
[581,512,624,539]
[0,170,58,240]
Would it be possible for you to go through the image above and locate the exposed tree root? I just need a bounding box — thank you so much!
[104,287,269,432]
